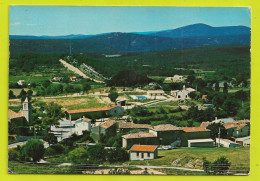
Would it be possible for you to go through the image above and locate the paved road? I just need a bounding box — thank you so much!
[60,59,104,83]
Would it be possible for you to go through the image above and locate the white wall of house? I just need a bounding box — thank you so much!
[216,138,240,148]
[74,120,91,135]
[242,139,250,146]
[122,138,127,148]
[175,90,190,99]
[130,151,155,161]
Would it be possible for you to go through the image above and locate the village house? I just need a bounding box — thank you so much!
[235,136,250,147]
[74,117,92,135]
[147,90,165,99]
[149,124,183,145]
[52,77,63,82]
[129,145,158,161]
[188,138,214,147]
[216,138,240,148]
[122,132,158,149]
[119,122,152,133]
[17,80,26,86]
[116,98,127,106]
[165,75,184,82]
[69,76,77,81]
[224,122,250,138]
[91,120,117,142]
[51,120,75,141]
[181,127,211,147]
[65,105,124,120]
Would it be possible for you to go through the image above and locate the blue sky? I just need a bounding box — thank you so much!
[9,6,251,36]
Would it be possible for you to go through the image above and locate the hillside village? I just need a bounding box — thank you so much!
[8,67,250,174]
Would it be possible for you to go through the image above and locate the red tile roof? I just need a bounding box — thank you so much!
[8,109,23,119]
[153,124,182,131]
[236,120,250,124]
[129,145,158,152]
[182,127,210,132]
[236,124,247,130]
[200,122,211,129]
[122,132,157,139]
[202,95,207,99]
[119,122,152,129]
[66,105,116,114]
[224,122,238,129]
[100,120,116,129]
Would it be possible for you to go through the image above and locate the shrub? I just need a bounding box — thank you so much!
[8,149,20,161]
[45,147,56,156]
[68,147,88,164]
[21,139,45,162]
[52,144,65,154]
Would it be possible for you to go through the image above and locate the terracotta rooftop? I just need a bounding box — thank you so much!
[182,127,210,132]
[224,122,238,129]
[122,132,157,139]
[100,120,116,129]
[153,124,182,131]
[236,120,250,124]
[236,124,247,130]
[129,145,158,152]
[8,109,23,119]
[202,95,207,99]
[200,122,211,129]
[76,117,91,122]
[66,105,116,114]
[119,122,152,129]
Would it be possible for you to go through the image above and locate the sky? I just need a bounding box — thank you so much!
[9,6,251,36]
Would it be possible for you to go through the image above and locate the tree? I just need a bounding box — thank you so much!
[27,89,33,97]
[187,75,195,85]
[82,83,91,94]
[19,89,27,98]
[215,81,220,92]
[42,80,51,88]
[87,144,106,164]
[68,147,88,164]
[223,82,228,93]
[206,123,227,140]
[42,102,65,127]
[21,139,45,162]
[222,98,240,116]
[43,133,58,146]
[211,156,231,175]
[9,90,16,99]
[235,90,248,102]
[108,92,119,103]
[106,147,129,163]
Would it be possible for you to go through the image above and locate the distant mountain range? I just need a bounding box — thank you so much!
[10,23,251,54]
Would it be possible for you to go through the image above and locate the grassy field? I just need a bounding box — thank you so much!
[9,76,51,84]
[126,147,250,173]
[40,95,109,110]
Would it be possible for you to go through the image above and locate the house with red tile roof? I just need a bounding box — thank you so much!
[129,145,158,161]
[181,127,211,147]
[65,105,124,120]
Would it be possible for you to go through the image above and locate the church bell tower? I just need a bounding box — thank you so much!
[22,97,32,122]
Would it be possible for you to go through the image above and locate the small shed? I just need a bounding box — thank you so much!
[129,145,158,161]
[236,136,250,147]
[216,138,240,148]
[188,139,214,147]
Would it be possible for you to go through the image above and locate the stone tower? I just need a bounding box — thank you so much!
[22,97,32,122]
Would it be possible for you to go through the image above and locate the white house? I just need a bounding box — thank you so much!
[74,117,92,135]
[165,75,184,82]
[129,145,158,161]
[147,90,165,99]
[17,80,26,86]
[216,138,241,148]
[172,85,194,99]
[236,136,250,147]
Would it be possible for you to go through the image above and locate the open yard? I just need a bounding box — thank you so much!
[126,147,250,173]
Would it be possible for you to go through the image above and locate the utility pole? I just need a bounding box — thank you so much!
[218,127,221,148]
